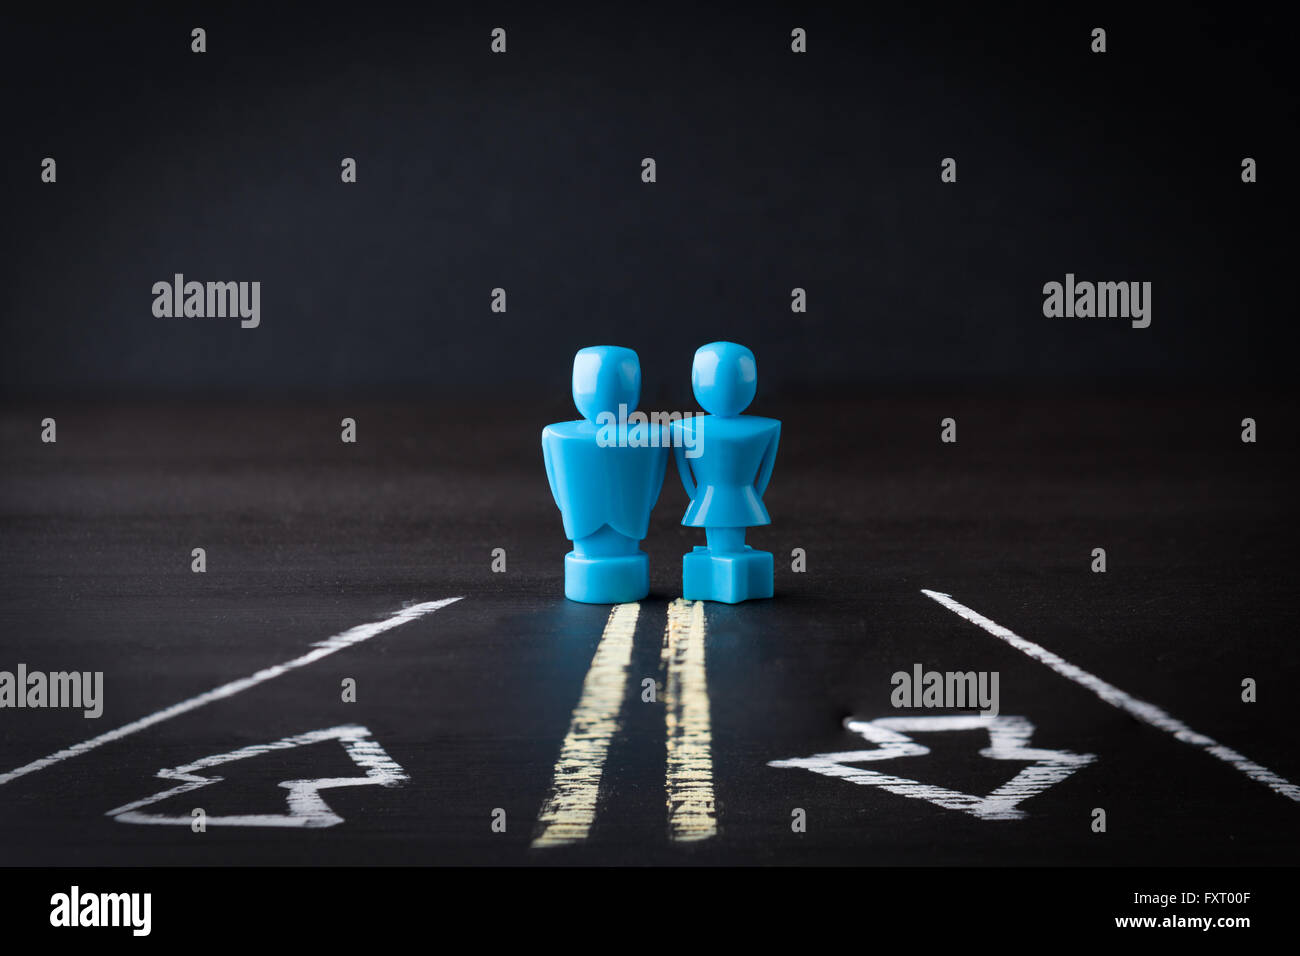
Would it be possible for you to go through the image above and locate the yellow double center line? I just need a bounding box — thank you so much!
[531,599,716,848]
[661,598,717,842]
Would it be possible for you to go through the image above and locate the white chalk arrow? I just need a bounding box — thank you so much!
[106,725,408,828]
[768,715,1095,820]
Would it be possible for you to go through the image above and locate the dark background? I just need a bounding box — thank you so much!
[2,3,1294,401]
[1,4,1298,874]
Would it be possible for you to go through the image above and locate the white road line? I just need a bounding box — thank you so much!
[921,589,1300,803]
[0,597,463,788]
[662,598,717,841]
[532,602,640,848]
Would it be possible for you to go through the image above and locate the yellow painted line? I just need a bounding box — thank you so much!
[662,598,717,841]
[531,602,640,848]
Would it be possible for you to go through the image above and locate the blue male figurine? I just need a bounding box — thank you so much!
[543,346,669,603]
[670,342,780,603]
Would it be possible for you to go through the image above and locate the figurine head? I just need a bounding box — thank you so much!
[572,345,641,423]
[692,341,756,418]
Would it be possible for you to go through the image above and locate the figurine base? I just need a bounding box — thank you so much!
[564,551,650,604]
[682,546,774,604]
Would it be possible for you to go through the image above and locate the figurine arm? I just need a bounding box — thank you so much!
[650,439,669,504]
[673,442,698,500]
[542,431,562,509]
[753,423,780,496]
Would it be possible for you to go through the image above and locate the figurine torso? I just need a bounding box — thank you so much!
[671,415,780,528]
[542,421,669,541]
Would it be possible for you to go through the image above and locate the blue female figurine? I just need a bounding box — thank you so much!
[670,342,781,603]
